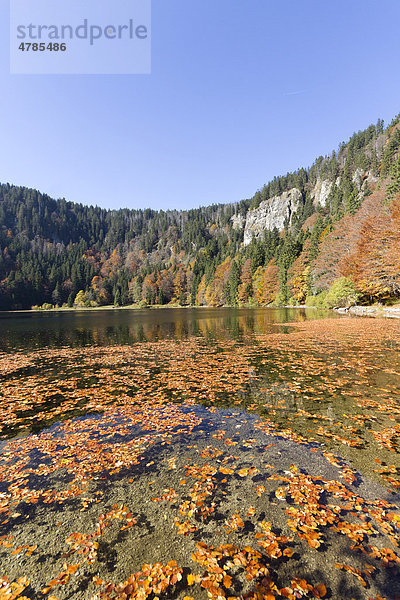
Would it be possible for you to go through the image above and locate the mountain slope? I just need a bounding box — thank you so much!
[0,114,399,310]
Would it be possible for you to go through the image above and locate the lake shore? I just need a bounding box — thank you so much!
[3,303,301,314]
[3,302,400,320]
[3,303,193,314]
[335,304,400,319]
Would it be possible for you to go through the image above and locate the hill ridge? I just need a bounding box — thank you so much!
[0,113,399,310]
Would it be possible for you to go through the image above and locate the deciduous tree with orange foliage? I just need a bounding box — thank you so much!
[343,196,400,301]
[205,257,231,306]
[238,259,253,303]
[288,240,311,303]
[254,259,279,305]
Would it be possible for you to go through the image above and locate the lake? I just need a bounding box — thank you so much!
[0,306,331,349]
[0,307,399,600]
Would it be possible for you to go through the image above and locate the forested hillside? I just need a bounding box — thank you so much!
[0,114,399,311]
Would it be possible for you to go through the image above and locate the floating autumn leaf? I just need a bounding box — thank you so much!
[219,466,234,475]
[0,576,30,600]
[255,485,266,497]
[313,583,327,598]
[275,488,286,500]
[225,513,244,532]
[175,519,198,535]
[237,467,257,477]
[187,573,202,585]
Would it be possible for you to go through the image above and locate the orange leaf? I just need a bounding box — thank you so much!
[187,573,201,585]
[313,583,327,597]
[223,575,232,588]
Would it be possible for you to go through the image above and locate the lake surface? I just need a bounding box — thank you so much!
[0,307,399,600]
[0,306,333,349]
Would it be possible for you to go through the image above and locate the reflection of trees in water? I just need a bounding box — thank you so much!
[0,307,317,351]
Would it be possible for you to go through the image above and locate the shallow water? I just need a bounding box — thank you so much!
[0,307,399,600]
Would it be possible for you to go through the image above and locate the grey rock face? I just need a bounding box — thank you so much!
[312,178,333,207]
[365,170,379,186]
[352,168,364,191]
[230,213,245,231]
[243,188,303,246]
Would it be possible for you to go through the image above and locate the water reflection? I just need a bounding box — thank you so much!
[0,307,330,351]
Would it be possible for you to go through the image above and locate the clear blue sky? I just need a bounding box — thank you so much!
[0,0,399,210]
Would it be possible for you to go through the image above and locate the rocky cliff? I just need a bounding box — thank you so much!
[242,188,303,246]
[239,168,378,246]
[312,178,334,207]
[231,213,245,231]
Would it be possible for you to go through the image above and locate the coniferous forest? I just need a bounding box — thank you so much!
[0,114,399,312]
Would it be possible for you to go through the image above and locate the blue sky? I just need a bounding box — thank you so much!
[0,0,400,210]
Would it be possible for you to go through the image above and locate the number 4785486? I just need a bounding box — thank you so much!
[18,43,67,51]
